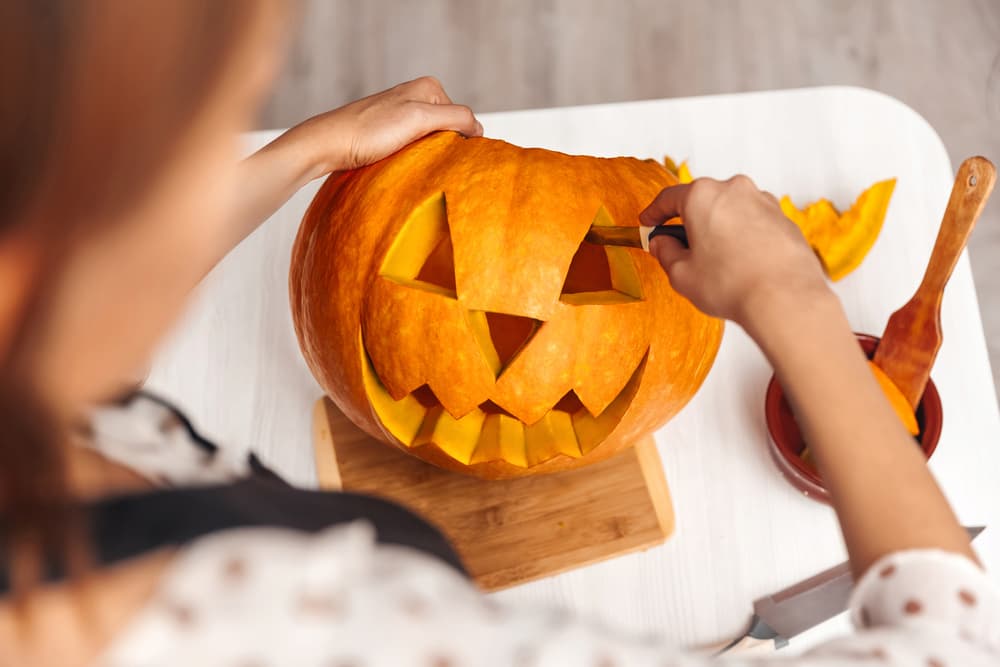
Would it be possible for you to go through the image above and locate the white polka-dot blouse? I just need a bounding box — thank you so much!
[87,394,1000,666]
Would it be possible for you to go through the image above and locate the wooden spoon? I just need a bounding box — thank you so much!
[873,156,996,409]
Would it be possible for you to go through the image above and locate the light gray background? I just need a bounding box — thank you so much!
[259,0,1000,394]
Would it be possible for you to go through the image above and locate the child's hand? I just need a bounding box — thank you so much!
[289,76,482,177]
[228,77,480,264]
[640,176,829,325]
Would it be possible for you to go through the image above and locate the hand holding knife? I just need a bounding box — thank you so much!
[615,177,990,659]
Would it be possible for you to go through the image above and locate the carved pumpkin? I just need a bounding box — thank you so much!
[290,131,723,479]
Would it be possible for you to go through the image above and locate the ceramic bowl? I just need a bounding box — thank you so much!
[764,333,943,503]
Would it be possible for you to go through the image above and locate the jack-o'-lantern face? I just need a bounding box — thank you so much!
[290,132,722,479]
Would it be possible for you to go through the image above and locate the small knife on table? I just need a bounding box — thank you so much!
[585,223,688,252]
[706,525,986,654]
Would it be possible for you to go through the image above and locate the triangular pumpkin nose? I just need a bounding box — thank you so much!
[485,312,540,369]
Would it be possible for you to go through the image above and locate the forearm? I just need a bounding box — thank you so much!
[227,125,326,251]
[204,77,481,272]
[741,286,976,576]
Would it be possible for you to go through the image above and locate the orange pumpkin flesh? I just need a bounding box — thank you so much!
[868,361,920,436]
[801,359,919,471]
[780,179,897,281]
[291,132,724,479]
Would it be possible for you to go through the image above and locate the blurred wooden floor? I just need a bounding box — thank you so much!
[260,0,1000,395]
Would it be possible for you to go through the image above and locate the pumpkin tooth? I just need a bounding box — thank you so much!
[572,352,648,454]
[472,414,526,467]
[524,411,581,465]
[360,345,427,447]
[569,303,650,417]
[412,405,486,464]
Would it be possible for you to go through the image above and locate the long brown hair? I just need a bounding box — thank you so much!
[0,0,278,588]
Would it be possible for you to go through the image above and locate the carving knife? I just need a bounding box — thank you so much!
[585,223,688,252]
[710,525,986,654]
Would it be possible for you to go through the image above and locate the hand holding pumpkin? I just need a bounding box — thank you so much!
[642,176,830,326]
[226,78,481,265]
[285,76,483,177]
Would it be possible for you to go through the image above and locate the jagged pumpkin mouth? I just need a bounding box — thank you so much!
[360,343,648,468]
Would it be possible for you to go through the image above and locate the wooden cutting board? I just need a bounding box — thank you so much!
[312,397,674,591]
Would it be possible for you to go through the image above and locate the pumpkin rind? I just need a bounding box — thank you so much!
[290,131,723,479]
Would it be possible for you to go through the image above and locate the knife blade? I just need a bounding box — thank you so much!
[585,223,688,251]
[715,525,985,654]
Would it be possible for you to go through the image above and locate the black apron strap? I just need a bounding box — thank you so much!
[0,478,466,594]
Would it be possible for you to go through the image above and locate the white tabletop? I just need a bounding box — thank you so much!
[148,86,1000,653]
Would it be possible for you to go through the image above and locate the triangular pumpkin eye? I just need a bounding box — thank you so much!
[380,192,457,296]
[415,232,456,291]
[560,207,643,305]
[561,241,614,294]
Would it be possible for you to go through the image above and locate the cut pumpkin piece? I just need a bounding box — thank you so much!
[780,179,896,281]
[868,360,920,436]
[677,163,693,184]
[800,358,919,471]
[663,155,693,184]
[662,156,895,282]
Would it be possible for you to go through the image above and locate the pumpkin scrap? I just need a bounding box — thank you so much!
[663,155,693,184]
[800,359,919,470]
[868,360,920,436]
[780,179,896,281]
[662,155,895,281]
[291,132,724,479]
